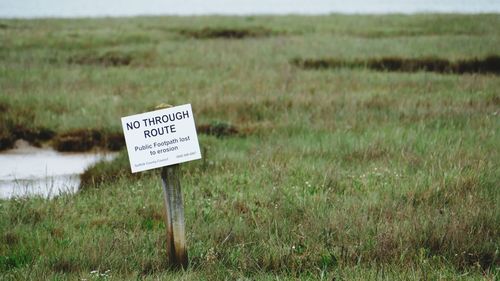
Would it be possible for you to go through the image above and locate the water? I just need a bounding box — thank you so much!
[0,140,116,199]
[0,0,499,18]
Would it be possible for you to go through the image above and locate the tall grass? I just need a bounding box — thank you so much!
[0,14,499,280]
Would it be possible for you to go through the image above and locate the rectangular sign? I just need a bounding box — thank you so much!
[121,104,201,173]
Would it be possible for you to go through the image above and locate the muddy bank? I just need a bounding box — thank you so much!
[0,124,125,153]
[291,55,500,75]
[179,26,278,39]
[53,129,125,152]
[0,122,243,152]
[0,106,56,151]
[0,125,55,151]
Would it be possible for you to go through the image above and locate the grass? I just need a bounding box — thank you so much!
[0,14,499,280]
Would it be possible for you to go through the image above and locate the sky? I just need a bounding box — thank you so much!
[1,0,499,18]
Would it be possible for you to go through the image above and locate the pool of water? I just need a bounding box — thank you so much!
[0,140,116,199]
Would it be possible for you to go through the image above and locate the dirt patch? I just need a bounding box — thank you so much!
[68,51,132,67]
[11,126,55,144]
[197,121,239,138]
[0,121,124,152]
[53,129,102,152]
[0,121,55,151]
[454,56,500,74]
[179,27,276,39]
[53,129,125,152]
[291,55,500,75]
[104,132,125,151]
[0,108,15,150]
[0,134,14,151]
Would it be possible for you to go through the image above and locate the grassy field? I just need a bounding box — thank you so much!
[0,14,499,280]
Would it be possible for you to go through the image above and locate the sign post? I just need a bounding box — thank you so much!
[121,103,201,269]
[161,164,188,268]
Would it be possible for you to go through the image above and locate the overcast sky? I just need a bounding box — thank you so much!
[1,0,499,18]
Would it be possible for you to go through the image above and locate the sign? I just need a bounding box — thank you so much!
[121,104,201,173]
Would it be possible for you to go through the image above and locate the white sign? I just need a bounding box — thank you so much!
[121,104,202,173]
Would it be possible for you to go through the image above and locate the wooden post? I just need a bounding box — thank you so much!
[155,103,188,269]
[161,165,188,269]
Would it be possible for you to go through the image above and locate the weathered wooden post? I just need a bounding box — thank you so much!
[121,103,202,270]
[160,164,188,268]
[155,104,188,268]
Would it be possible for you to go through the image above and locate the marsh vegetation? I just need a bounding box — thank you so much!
[0,14,499,280]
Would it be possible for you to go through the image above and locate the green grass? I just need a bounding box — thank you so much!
[0,14,499,280]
